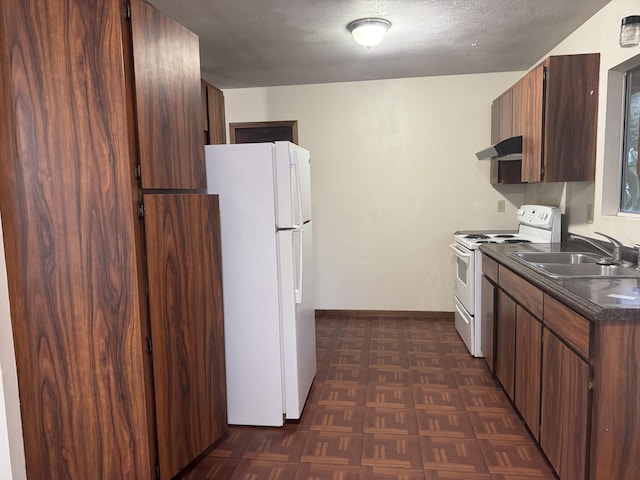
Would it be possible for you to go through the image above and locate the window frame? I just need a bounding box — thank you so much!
[601,52,640,217]
[619,65,640,214]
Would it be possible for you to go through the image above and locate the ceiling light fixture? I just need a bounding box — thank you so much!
[347,18,391,48]
[620,16,640,47]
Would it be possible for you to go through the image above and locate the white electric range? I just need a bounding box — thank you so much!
[450,205,561,356]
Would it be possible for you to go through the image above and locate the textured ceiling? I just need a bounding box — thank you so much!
[148,0,613,89]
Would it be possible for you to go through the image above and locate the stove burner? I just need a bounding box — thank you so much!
[464,234,490,239]
[476,240,497,244]
[502,239,531,244]
[493,234,516,238]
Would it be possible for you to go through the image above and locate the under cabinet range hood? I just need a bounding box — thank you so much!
[475,135,522,161]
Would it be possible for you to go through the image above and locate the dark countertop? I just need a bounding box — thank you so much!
[479,242,640,322]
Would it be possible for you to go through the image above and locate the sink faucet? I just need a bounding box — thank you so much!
[567,232,626,265]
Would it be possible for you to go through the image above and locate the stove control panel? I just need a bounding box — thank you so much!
[517,205,561,229]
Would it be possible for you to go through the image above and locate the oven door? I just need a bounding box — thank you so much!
[450,243,475,314]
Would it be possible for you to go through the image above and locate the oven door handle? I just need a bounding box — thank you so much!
[450,243,472,263]
[454,300,472,323]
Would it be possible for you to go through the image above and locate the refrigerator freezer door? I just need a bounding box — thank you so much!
[274,142,312,228]
[277,222,316,420]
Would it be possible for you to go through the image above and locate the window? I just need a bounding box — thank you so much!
[229,121,298,144]
[621,65,640,213]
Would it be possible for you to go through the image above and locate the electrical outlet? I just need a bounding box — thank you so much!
[497,200,505,212]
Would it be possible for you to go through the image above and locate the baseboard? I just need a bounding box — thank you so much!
[314,309,454,320]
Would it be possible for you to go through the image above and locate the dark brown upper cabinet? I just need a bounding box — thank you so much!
[130,0,206,189]
[490,87,522,185]
[202,80,227,145]
[489,53,600,184]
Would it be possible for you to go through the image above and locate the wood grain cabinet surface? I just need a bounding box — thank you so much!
[495,290,516,399]
[494,264,543,437]
[539,328,590,480]
[480,254,498,372]
[144,194,227,479]
[202,80,227,145]
[130,0,206,190]
[480,276,496,372]
[514,307,542,440]
[492,265,589,479]
[489,86,522,184]
[489,53,599,185]
[0,1,226,478]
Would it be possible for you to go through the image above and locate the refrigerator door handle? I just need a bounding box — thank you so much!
[291,151,304,228]
[294,226,303,304]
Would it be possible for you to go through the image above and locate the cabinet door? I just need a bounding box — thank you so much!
[489,96,500,184]
[496,89,514,141]
[514,307,542,438]
[540,329,590,480]
[495,291,516,399]
[481,276,496,372]
[520,64,544,183]
[543,54,599,182]
[144,194,227,479]
[1,0,153,477]
[490,88,522,185]
[130,0,205,190]
[206,84,227,145]
[511,78,523,136]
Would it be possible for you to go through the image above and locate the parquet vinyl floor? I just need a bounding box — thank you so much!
[178,314,557,479]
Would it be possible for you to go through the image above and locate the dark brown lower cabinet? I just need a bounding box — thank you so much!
[495,291,516,399]
[480,276,496,372]
[514,307,542,439]
[539,329,590,480]
[487,255,640,480]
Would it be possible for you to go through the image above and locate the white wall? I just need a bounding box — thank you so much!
[0,215,26,480]
[224,73,524,311]
[524,0,640,244]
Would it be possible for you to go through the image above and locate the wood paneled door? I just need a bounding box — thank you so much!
[514,308,542,439]
[130,0,205,190]
[144,194,226,479]
[539,329,590,480]
[495,291,516,399]
[480,276,496,372]
[0,0,153,477]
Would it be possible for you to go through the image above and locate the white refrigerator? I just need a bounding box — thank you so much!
[205,141,316,427]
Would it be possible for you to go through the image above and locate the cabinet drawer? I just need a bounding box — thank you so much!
[543,294,591,359]
[482,254,499,283]
[498,266,543,318]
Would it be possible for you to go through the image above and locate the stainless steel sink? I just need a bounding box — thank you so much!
[531,263,640,278]
[513,252,603,264]
[513,251,640,278]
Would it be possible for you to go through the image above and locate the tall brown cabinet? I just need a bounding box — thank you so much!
[0,0,226,478]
